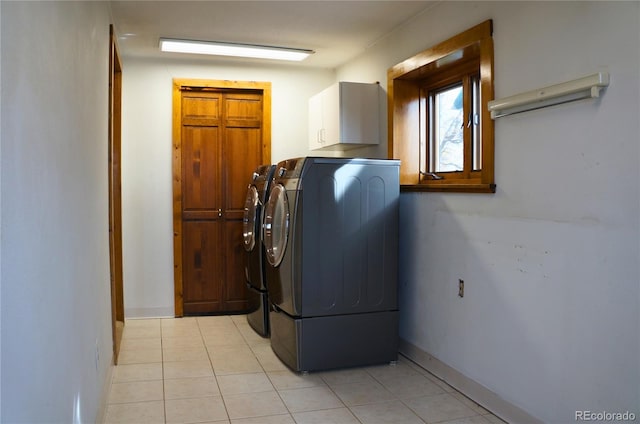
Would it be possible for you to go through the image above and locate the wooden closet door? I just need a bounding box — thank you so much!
[181,93,224,314]
[221,92,263,310]
[177,88,264,315]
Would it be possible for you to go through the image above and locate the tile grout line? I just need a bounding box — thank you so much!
[230,315,294,422]
[198,316,232,423]
[323,367,405,424]
[318,373,365,423]
[239,316,307,422]
[359,361,429,424]
[159,319,167,424]
[393,354,490,422]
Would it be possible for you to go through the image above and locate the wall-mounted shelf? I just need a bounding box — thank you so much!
[488,72,609,119]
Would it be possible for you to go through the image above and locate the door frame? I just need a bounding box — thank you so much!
[172,79,272,317]
[108,25,124,363]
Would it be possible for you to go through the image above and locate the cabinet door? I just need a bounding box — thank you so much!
[322,83,341,146]
[340,82,379,144]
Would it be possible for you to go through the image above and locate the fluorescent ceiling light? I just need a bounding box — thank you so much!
[159,38,314,61]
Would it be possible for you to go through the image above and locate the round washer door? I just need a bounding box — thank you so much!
[263,184,289,267]
[242,185,259,252]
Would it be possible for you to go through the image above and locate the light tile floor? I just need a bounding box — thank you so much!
[105,315,506,424]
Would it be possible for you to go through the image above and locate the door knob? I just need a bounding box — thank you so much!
[218,208,223,217]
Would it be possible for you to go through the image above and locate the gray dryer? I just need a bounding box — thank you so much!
[263,157,400,372]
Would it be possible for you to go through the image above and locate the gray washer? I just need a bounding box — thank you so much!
[243,164,276,337]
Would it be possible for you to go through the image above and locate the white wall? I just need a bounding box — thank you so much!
[337,2,640,422]
[0,1,3,418]
[1,1,113,422]
[121,58,335,317]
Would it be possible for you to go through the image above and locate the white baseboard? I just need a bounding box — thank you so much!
[124,307,174,319]
[399,338,542,424]
[95,360,114,424]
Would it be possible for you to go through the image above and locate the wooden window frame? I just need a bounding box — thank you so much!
[388,20,495,193]
[422,61,480,180]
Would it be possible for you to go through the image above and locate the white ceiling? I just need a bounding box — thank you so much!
[110,1,435,68]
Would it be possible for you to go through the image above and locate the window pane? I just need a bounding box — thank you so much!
[472,75,482,171]
[434,85,463,172]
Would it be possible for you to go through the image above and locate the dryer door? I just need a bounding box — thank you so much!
[263,184,289,267]
[242,185,259,252]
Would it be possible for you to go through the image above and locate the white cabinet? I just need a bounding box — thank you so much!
[309,81,380,151]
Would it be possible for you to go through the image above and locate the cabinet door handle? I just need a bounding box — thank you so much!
[218,208,223,217]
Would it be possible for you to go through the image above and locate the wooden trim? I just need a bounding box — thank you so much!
[172,81,184,317]
[172,79,272,317]
[108,24,124,364]
[261,86,272,166]
[401,183,496,193]
[388,20,492,80]
[387,20,495,193]
[388,79,421,183]
[479,34,495,186]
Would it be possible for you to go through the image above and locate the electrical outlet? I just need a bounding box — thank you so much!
[458,279,464,298]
